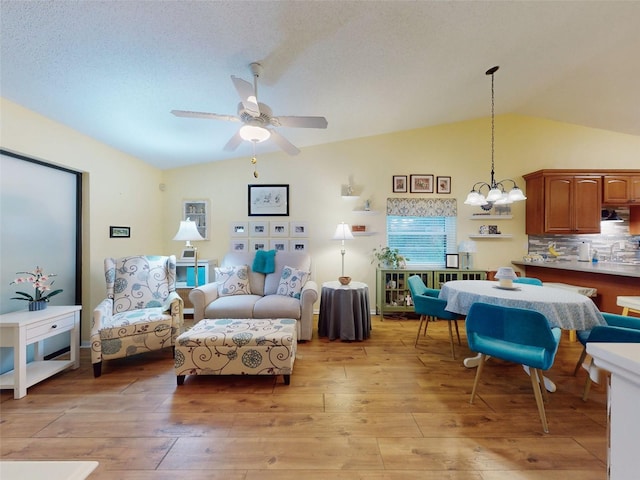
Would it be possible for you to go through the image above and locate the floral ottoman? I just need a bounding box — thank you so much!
[174,318,297,385]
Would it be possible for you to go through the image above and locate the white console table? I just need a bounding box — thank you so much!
[587,343,640,480]
[0,305,81,399]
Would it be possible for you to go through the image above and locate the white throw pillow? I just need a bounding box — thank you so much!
[277,265,309,299]
[215,265,252,296]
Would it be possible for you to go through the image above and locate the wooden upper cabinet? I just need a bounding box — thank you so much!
[603,175,640,204]
[524,171,601,234]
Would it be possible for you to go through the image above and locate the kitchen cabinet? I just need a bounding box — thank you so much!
[524,170,601,234]
[603,175,640,204]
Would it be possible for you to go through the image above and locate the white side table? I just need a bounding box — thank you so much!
[0,305,82,399]
[617,296,640,316]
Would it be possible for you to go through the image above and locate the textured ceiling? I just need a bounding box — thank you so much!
[2,0,639,169]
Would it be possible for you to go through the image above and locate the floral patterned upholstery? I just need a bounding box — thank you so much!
[175,318,296,385]
[91,255,183,377]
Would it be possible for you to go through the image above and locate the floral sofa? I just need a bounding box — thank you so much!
[91,255,184,377]
[189,251,318,341]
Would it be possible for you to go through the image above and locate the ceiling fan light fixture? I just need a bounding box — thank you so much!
[239,124,271,143]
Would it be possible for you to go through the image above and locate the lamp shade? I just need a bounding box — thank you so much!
[494,267,518,280]
[173,218,204,243]
[458,240,477,254]
[332,222,354,241]
[239,125,271,143]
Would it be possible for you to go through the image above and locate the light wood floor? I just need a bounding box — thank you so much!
[1,315,608,479]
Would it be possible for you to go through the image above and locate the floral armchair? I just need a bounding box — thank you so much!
[91,255,183,377]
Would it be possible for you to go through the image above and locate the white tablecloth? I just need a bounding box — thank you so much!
[439,280,606,331]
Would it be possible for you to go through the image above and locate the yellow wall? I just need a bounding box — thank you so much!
[1,98,166,339]
[2,95,639,341]
[163,114,640,300]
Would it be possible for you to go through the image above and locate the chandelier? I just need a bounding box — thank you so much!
[464,66,526,208]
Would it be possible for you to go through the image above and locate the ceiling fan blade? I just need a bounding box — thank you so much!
[223,131,243,151]
[269,129,300,155]
[231,75,260,117]
[271,116,328,129]
[171,110,240,122]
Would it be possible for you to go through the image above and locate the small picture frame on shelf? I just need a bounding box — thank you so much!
[180,248,196,260]
[392,175,408,193]
[410,174,434,193]
[436,176,451,194]
[445,254,459,269]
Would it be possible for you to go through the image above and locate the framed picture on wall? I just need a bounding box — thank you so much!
[250,239,268,251]
[446,254,459,269]
[392,175,408,193]
[231,239,248,252]
[248,184,289,216]
[109,226,130,238]
[410,174,434,193]
[249,221,269,237]
[230,221,248,237]
[289,239,308,252]
[290,221,308,237]
[437,176,451,194]
[270,221,289,237]
[270,239,288,252]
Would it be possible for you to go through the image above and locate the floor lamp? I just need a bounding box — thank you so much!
[173,218,204,287]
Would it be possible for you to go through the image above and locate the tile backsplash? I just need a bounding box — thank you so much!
[528,207,640,262]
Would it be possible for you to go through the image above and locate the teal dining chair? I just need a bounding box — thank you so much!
[574,312,640,400]
[466,302,562,433]
[513,277,543,286]
[407,275,463,359]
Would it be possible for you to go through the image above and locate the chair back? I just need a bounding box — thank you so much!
[105,255,176,313]
[466,302,560,370]
[513,277,543,286]
[408,275,458,320]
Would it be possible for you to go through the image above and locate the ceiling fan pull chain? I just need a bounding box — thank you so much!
[251,142,258,178]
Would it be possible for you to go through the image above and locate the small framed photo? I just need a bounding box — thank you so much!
[289,239,308,252]
[109,226,130,238]
[410,174,434,193]
[248,184,289,216]
[230,221,248,237]
[250,239,268,251]
[270,239,288,252]
[446,254,459,269]
[290,221,308,237]
[231,239,248,252]
[270,221,289,237]
[249,221,269,237]
[437,176,452,194]
[392,175,408,193]
[181,248,196,260]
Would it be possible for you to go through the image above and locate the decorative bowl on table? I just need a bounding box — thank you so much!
[338,276,351,285]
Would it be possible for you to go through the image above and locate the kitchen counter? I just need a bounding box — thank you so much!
[512,259,640,314]
[512,259,640,278]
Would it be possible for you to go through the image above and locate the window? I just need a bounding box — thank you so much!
[387,216,457,268]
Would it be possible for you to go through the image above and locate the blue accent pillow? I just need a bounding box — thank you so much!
[252,249,276,274]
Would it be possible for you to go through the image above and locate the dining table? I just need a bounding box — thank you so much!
[439,280,607,390]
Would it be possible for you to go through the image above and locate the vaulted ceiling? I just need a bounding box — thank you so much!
[2,1,639,169]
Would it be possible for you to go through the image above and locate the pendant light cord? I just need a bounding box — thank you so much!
[489,67,496,188]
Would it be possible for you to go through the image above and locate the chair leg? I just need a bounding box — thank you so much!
[93,361,102,378]
[582,358,594,401]
[414,315,430,347]
[454,319,461,345]
[573,347,587,376]
[529,367,550,433]
[447,320,456,359]
[470,354,486,404]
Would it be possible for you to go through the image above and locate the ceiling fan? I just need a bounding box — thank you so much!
[171,62,328,155]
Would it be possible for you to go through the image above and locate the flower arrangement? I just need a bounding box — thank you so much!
[10,266,63,303]
[371,246,408,269]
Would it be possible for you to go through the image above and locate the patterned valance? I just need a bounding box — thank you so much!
[386,198,457,217]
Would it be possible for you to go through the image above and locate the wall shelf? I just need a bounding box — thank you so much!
[352,231,377,236]
[469,234,513,239]
[353,210,380,215]
[469,215,513,220]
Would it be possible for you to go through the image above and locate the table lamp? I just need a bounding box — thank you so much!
[173,218,205,287]
[494,266,518,289]
[458,240,477,270]
[332,222,354,285]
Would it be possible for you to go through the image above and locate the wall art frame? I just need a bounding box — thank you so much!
[231,239,248,252]
[248,184,289,216]
[446,253,459,269]
[270,221,289,237]
[392,175,408,193]
[410,174,434,193]
[289,221,308,237]
[250,239,268,251]
[109,226,130,238]
[248,221,269,237]
[230,221,248,237]
[436,176,452,194]
[289,239,308,252]
[270,239,289,252]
